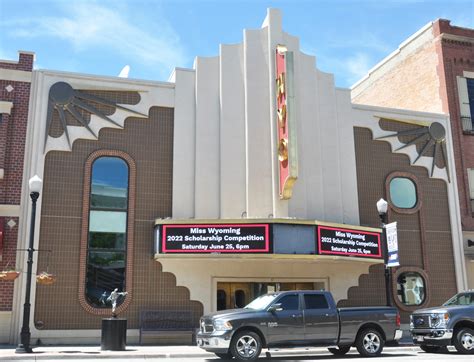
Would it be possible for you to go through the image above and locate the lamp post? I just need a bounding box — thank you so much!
[376,198,393,307]
[16,175,42,354]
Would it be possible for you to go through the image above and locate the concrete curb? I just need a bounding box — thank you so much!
[0,345,421,360]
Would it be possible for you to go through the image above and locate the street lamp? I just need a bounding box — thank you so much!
[376,198,393,307]
[16,175,42,353]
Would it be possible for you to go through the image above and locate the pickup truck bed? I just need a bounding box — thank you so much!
[197,290,402,360]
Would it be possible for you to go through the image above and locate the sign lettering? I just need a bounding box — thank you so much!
[160,224,271,253]
[317,225,382,259]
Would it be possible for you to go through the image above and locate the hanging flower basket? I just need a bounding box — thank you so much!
[0,270,20,281]
[36,272,56,286]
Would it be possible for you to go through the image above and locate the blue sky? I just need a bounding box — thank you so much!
[1,0,473,87]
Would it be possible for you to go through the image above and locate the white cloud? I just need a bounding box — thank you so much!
[345,52,373,84]
[1,2,187,78]
[327,32,393,54]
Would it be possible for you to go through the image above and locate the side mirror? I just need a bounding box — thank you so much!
[268,303,283,313]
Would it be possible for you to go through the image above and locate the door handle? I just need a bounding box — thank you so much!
[292,314,302,318]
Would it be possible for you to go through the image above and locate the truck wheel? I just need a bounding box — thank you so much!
[419,345,447,353]
[453,328,474,354]
[230,330,262,361]
[328,346,351,355]
[355,328,385,357]
[214,352,233,359]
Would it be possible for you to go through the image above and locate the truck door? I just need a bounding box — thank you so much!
[303,293,338,344]
[266,293,305,345]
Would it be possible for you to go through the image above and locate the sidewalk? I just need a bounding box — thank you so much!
[0,344,421,361]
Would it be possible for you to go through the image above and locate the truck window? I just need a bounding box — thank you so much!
[304,294,329,309]
[277,294,299,310]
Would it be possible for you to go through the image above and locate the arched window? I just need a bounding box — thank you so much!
[85,157,129,308]
[234,290,246,308]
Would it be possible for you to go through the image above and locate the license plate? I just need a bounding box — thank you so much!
[416,336,424,342]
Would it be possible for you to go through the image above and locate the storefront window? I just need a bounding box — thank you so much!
[86,157,129,307]
[390,177,417,209]
[397,272,425,306]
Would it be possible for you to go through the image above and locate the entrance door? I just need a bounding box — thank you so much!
[216,282,252,310]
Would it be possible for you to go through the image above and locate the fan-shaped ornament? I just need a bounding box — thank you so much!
[44,82,147,152]
[376,121,450,182]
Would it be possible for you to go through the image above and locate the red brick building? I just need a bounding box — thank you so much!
[352,19,474,289]
[0,51,34,343]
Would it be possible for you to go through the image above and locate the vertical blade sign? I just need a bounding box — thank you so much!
[275,45,298,199]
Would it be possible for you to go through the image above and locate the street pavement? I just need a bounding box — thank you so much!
[0,345,472,361]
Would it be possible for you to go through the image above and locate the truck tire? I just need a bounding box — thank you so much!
[355,328,385,357]
[419,345,448,353]
[453,327,474,354]
[230,330,262,360]
[214,352,233,359]
[328,346,351,355]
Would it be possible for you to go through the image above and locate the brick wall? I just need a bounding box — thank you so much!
[435,21,474,230]
[0,52,34,312]
[352,38,443,113]
[352,19,474,234]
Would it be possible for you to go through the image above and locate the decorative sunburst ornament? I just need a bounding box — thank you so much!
[45,82,147,151]
[376,121,450,182]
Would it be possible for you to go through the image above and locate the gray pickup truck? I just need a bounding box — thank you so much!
[196,290,402,360]
[410,291,474,354]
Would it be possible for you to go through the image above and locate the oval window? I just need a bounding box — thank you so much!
[390,177,417,209]
[397,272,426,306]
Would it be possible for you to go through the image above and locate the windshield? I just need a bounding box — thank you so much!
[244,294,279,310]
[443,292,474,306]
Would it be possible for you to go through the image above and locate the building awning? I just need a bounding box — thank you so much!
[153,218,384,264]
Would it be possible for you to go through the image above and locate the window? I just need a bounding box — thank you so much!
[444,293,474,306]
[304,294,329,309]
[389,177,417,209]
[277,294,299,310]
[468,169,474,214]
[235,290,246,308]
[397,272,426,306]
[85,157,129,308]
[457,76,474,133]
[217,290,227,311]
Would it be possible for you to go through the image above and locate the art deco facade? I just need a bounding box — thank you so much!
[0,10,467,344]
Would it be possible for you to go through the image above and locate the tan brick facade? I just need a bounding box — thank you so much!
[352,19,474,289]
[338,127,457,323]
[352,40,443,114]
[35,105,203,330]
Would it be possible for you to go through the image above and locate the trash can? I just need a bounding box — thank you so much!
[101,318,127,351]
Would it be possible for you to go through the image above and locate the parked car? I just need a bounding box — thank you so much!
[196,290,401,360]
[410,291,474,354]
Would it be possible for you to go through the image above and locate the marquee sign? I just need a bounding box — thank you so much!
[159,224,271,253]
[275,45,298,199]
[317,225,382,259]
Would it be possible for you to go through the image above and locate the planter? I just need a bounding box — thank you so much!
[0,271,20,281]
[36,272,56,285]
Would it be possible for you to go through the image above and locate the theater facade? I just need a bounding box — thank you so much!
[7,9,467,344]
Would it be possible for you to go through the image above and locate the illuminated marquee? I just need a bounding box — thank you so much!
[159,224,271,253]
[275,45,298,199]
